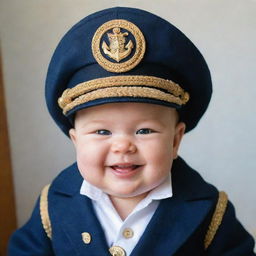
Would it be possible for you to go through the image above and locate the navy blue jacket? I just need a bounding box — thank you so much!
[8,157,255,255]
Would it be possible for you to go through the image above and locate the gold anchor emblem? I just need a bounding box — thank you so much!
[92,19,146,73]
[102,27,134,62]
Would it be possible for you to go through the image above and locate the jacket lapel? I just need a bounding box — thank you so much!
[131,157,217,255]
[131,196,213,255]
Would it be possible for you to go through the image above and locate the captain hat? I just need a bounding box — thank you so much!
[45,7,212,136]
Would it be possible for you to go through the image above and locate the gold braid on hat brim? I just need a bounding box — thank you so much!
[58,75,190,115]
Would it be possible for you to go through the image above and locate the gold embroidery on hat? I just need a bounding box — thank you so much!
[58,88,71,109]
[58,75,189,114]
[92,20,146,73]
[102,27,134,62]
[63,87,183,114]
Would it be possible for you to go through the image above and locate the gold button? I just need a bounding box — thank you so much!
[122,228,134,239]
[109,246,126,256]
[81,232,91,244]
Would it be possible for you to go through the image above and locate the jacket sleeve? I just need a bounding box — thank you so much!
[206,200,255,256]
[8,198,54,256]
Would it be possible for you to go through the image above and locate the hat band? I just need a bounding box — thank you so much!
[58,75,189,114]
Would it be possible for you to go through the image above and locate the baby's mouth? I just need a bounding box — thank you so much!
[110,164,141,173]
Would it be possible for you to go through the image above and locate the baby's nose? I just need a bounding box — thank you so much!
[111,137,137,154]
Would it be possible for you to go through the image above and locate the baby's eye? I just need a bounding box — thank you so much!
[96,129,111,135]
[136,128,154,135]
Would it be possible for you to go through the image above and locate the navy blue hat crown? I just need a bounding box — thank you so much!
[45,7,212,136]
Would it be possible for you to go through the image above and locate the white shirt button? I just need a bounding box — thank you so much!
[122,228,134,239]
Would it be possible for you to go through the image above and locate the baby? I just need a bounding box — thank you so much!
[8,7,255,256]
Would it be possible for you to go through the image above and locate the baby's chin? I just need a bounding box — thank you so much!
[105,187,153,201]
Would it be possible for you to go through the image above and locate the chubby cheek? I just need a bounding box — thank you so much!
[144,140,174,180]
[147,138,174,164]
[149,152,173,176]
[75,142,106,181]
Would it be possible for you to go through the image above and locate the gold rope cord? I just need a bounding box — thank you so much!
[40,184,52,239]
[204,191,228,249]
[58,75,190,114]
[62,86,184,114]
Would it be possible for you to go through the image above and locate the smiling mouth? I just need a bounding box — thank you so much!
[109,164,142,174]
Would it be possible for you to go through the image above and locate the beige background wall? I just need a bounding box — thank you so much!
[1,0,255,240]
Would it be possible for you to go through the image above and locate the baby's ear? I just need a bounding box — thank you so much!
[173,122,186,159]
[69,128,77,146]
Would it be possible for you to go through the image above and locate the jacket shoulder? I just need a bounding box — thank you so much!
[172,157,218,200]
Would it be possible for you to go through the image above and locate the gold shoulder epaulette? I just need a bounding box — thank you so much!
[39,184,52,239]
[204,191,228,249]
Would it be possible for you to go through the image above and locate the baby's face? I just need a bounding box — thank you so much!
[70,103,185,202]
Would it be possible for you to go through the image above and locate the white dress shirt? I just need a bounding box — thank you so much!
[80,174,172,256]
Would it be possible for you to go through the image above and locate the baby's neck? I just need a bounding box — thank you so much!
[109,192,148,220]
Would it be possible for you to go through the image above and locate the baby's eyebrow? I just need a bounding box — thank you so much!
[88,120,113,124]
[79,120,111,128]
